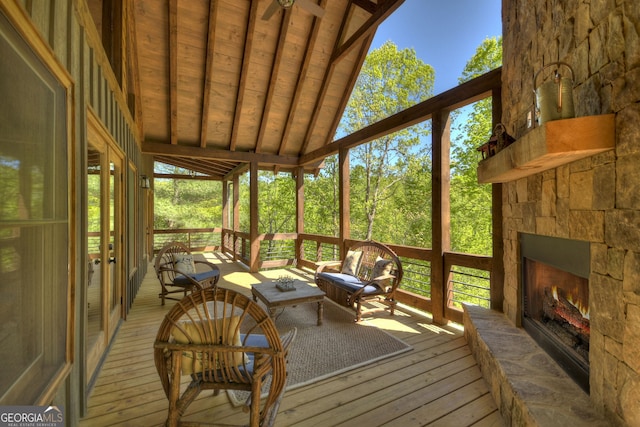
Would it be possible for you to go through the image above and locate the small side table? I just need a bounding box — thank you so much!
[251,280,326,326]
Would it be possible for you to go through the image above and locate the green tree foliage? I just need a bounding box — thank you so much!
[153,164,222,229]
[257,171,295,234]
[236,171,296,259]
[450,36,502,256]
[237,171,296,235]
[458,36,502,83]
[87,172,101,233]
[389,154,433,247]
[304,155,340,236]
[340,41,434,241]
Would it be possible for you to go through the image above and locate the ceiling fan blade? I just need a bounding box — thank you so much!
[262,0,281,21]
[296,0,325,18]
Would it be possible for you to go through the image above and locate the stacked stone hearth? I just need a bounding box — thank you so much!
[465,1,640,426]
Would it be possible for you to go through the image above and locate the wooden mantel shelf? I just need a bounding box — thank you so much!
[477,114,615,183]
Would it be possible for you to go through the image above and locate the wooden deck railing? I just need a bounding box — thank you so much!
[153,228,222,252]
[154,229,491,324]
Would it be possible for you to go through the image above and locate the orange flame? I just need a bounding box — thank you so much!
[551,285,589,319]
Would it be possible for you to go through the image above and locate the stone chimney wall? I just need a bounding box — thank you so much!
[500,0,640,424]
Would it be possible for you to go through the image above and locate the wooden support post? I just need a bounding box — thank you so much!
[431,109,451,325]
[249,162,259,273]
[232,174,239,261]
[295,166,304,264]
[222,179,229,251]
[339,147,350,257]
[222,179,229,230]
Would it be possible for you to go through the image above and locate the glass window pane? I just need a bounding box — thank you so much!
[87,147,103,349]
[0,12,69,404]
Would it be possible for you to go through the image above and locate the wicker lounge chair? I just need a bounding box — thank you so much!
[315,240,403,322]
[154,288,296,427]
[154,241,221,305]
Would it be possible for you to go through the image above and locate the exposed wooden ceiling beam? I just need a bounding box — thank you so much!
[168,0,178,144]
[325,32,373,147]
[127,0,144,137]
[143,140,300,166]
[199,0,219,148]
[229,0,259,151]
[154,158,224,178]
[331,0,405,63]
[255,8,291,154]
[351,0,377,14]
[158,156,231,176]
[154,173,219,180]
[279,0,327,157]
[299,0,354,155]
[223,163,251,181]
[135,0,406,178]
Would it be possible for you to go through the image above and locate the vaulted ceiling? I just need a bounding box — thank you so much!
[130,0,405,179]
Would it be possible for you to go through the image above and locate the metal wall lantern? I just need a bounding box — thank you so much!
[140,175,150,189]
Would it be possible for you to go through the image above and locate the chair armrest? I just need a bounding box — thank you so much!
[349,274,397,299]
[366,273,397,292]
[368,273,396,284]
[156,260,173,276]
[315,260,342,274]
[193,260,221,285]
[158,267,206,290]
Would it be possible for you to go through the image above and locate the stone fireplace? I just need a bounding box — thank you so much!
[463,1,640,426]
[521,233,590,392]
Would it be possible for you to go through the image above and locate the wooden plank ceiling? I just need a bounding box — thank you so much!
[132,0,405,179]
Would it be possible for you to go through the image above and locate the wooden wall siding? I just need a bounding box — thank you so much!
[73,0,140,145]
[8,0,148,422]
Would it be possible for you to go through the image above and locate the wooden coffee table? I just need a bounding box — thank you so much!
[251,280,326,326]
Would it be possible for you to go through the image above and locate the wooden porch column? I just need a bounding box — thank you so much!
[232,174,239,261]
[339,147,350,256]
[491,85,504,311]
[431,109,452,325]
[222,180,229,229]
[222,179,229,251]
[295,166,304,263]
[249,161,259,273]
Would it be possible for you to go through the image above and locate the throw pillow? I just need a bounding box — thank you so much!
[171,316,246,375]
[341,250,363,276]
[371,257,393,283]
[173,253,196,275]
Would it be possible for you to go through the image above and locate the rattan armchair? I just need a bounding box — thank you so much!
[154,288,296,427]
[154,241,221,305]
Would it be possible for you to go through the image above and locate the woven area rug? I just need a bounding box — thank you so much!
[228,299,412,406]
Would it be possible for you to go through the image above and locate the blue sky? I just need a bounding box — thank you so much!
[370,0,502,94]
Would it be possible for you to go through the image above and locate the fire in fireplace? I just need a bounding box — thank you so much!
[520,233,590,393]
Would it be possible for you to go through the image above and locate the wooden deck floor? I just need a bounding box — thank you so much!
[80,254,503,426]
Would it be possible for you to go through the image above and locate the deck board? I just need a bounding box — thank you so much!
[80,257,502,427]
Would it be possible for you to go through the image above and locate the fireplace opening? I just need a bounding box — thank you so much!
[520,233,590,393]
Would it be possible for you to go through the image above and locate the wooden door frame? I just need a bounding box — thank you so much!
[86,108,125,380]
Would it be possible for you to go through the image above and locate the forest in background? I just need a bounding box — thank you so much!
[153,37,502,258]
